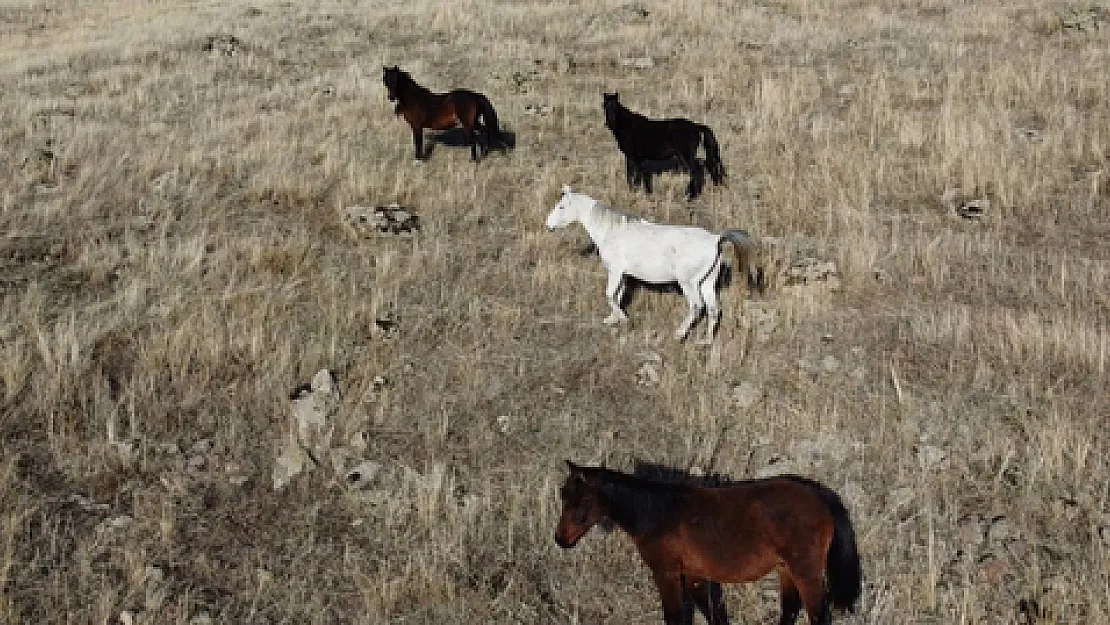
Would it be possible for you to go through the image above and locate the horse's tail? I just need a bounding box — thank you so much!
[476,94,510,151]
[698,124,725,185]
[813,482,863,612]
[719,229,754,295]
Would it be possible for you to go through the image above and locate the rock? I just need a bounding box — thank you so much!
[343,204,420,238]
[187,455,206,472]
[637,362,662,386]
[955,199,989,219]
[524,103,553,116]
[345,460,383,489]
[290,369,340,443]
[730,381,762,409]
[143,565,165,584]
[913,444,947,469]
[272,444,308,491]
[987,516,1020,543]
[1061,6,1107,31]
[957,515,986,548]
[203,35,242,56]
[941,187,990,219]
[821,354,841,373]
[496,414,512,433]
[785,257,838,285]
[1014,128,1044,143]
[618,56,655,69]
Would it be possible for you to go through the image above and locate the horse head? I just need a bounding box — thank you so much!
[555,461,607,548]
[545,186,584,230]
[602,92,622,127]
[382,65,404,101]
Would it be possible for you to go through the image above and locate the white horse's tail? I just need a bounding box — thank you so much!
[719,229,755,295]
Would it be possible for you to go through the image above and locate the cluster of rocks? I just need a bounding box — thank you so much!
[343,204,420,238]
[202,34,243,57]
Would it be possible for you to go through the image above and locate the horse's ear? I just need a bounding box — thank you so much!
[561,185,573,196]
[566,459,579,472]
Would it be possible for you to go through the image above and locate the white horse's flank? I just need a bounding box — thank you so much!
[545,186,751,342]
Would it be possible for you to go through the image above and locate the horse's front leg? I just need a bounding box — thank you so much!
[625,156,640,189]
[411,127,425,160]
[652,570,694,625]
[602,270,629,326]
[689,578,729,625]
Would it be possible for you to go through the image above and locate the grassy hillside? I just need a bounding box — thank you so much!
[1,0,1107,623]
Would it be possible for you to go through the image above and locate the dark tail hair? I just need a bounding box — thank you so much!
[476,94,510,151]
[699,124,725,185]
[720,229,754,295]
[815,482,863,611]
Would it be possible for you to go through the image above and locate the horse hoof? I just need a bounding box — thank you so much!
[603,316,622,326]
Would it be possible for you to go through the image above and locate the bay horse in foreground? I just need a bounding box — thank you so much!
[545,186,753,343]
[603,92,725,199]
[555,462,863,625]
[382,66,509,161]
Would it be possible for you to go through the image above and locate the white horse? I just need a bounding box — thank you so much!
[545,186,753,343]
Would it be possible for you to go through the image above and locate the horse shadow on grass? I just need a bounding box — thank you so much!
[571,259,758,307]
[422,128,518,158]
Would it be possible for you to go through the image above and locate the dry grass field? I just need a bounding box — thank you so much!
[1,0,1108,623]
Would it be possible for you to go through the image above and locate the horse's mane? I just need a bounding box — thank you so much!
[585,197,648,228]
[385,67,428,98]
[613,99,649,124]
[590,465,690,536]
[631,460,742,488]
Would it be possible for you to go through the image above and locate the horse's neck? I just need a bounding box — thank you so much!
[578,202,621,244]
[616,106,647,128]
[400,80,433,101]
[600,474,684,537]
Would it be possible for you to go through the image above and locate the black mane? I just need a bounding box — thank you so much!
[631,460,742,488]
[586,465,691,537]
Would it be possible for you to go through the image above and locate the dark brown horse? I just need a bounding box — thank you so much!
[555,462,862,625]
[382,66,509,162]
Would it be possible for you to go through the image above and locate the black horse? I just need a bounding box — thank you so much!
[603,93,725,199]
[382,66,510,161]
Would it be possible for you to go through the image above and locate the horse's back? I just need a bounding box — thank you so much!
[691,477,835,543]
[603,222,719,282]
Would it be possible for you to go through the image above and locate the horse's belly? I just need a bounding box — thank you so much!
[426,112,459,131]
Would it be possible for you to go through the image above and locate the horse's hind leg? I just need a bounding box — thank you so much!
[697,265,722,344]
[689,578,729,625]
[795,574,832,625]
[777,569,803,625]
[675,281,705,341]
[465,125,479,161]
[683,152,705,199]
